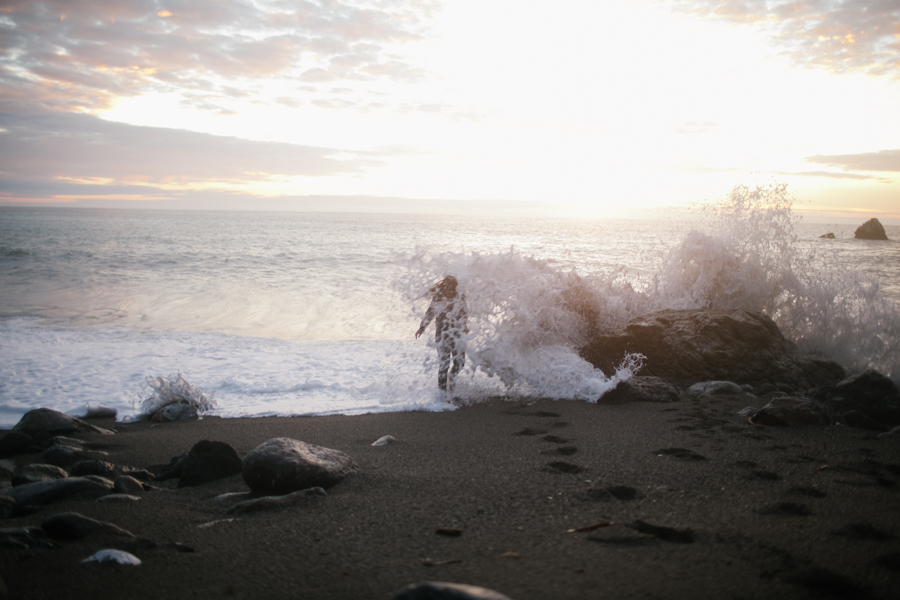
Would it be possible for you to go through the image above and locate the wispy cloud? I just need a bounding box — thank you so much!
[0,0,438,114]
[0,110,393,201]
[805,148,900,172]
[663,1,900,79]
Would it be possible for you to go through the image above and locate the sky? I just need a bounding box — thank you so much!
[0,0,898,221]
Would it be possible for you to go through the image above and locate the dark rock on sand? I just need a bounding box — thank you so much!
[150,401,199,423]
[225,486,326,515]
[42,440,108,468]
[114,476,146,494]
[42,512,135,540]
[242,438,359,494]
[70,459,155,482]
[11,408,115,442]
[0,431,34,457]
[0,496,16,519]
[580,309,846,389]
[7,475,113,506]
[810,370,900,429]
[156,451,190,481]
[0,526,57,549]
[599,376,680,404]
[393,581,514,600]
[854,218,889,240]
[749,397,832,427]
[12,464,68,486]
[179,440,243,488]
[687,380,745,398]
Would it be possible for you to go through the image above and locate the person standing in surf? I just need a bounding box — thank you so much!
[415,276,468,392]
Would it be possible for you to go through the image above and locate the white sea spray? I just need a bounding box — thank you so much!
[135,372,217,420]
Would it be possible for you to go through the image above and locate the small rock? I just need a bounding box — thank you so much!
[42,512,135,540]
[7,476,114,506]
[242,438,359,495]
[71,460,154,482]
[212,492,253,504]
[42,443,109,468]
[82,549,141,565]
[738,407,760,418]
[372,435,397,446]
[0,526,58,549]
[114,476,145,494]
[95,494,141,503]
[687,381,744,398]
[878,425,900,439]
[225,487,326,515]
[392,581,514,600]
[0,496,16,519]
[156,452,189,481]
[150,401,198,423]
[12,464,68,487]
[599,376,681,404]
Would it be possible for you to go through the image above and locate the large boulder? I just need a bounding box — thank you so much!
[580,309,846,390]
[11,408,114,442]
[854,218,888,240]
[809,370,900,429]
[242,438,359,495]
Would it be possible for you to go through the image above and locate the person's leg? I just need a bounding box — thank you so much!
[447,339,465,391]
[437,344,451,391]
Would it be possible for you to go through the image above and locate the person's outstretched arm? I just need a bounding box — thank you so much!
[415,300,437,339]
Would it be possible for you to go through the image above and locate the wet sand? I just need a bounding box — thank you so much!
[2,394,900,599]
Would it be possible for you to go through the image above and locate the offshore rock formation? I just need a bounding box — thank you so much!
[854,218,889,240]
[580,309,846,390]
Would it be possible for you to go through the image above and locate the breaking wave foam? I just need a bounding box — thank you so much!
[397,184,899,391]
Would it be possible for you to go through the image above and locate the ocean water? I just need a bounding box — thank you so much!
[1,187,898,427]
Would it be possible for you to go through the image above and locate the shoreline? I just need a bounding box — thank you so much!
[2,395,900,599]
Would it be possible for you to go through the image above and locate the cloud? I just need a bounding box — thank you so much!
[673,120,718,134]
[0,0,438,113]
[805,148,900,172]
[0,109,388,199]
[664,1,900,79]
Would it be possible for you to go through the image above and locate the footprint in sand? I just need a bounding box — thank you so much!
[757,502,813,517]
[785,486,827,498]
[584,485,642,502]
[542,435,569,444]
[654,448,708,461]
[831,523,897,541]
[542,447,577,457]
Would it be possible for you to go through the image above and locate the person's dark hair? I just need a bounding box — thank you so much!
[432,275,458,300]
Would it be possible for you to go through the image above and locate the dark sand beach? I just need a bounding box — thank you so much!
[2,394,900,599]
